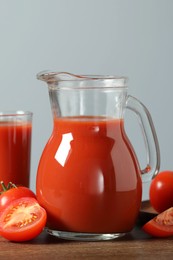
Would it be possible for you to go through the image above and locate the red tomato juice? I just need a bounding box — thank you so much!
[37,116,142,233]
[0,122,32,187]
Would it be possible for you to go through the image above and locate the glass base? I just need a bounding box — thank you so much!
[45,228,126,241]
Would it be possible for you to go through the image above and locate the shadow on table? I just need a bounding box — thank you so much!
[22,224,151,245]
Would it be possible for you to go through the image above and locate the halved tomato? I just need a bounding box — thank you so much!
[0,197,47,242]
[142,207,173,237]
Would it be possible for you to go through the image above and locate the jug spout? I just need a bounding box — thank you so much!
[37,71,81,83]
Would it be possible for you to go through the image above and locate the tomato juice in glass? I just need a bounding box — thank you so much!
[0,111,32,187]
[37,116,142,233]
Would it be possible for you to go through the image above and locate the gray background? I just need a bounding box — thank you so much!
[0,0,172,200]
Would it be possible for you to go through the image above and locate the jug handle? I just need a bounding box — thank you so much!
[126,95,160,182]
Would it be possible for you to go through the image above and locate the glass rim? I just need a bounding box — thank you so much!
[0,111,33,117]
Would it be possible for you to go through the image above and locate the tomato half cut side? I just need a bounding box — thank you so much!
[142,207,173,237]
[0,197,47,242]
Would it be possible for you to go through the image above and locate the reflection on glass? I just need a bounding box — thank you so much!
[54,133,73,167]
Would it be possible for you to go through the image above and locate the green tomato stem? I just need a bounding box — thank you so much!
[0,181,17,194]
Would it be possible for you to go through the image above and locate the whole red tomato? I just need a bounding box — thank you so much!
[0,181,36,212]
[150,171,173,213]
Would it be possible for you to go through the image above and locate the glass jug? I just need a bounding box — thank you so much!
[36,72,160,241]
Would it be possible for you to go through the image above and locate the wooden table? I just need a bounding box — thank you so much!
[0,203,173,260]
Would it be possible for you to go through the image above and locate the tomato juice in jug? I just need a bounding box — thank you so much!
[36,116,142,233]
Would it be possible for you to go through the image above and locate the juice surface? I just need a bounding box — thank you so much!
[37,116,142,233]
[0,121,32,187]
